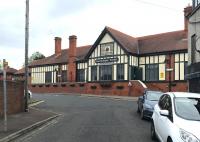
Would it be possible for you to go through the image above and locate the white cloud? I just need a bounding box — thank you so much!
[0,0,191,69]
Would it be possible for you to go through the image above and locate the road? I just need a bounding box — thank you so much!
[16,94,155,142]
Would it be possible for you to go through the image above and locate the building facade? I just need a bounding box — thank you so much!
[187,0,200,92]
[29,7,192,96]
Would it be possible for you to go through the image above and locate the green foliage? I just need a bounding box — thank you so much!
[29,52,45,62]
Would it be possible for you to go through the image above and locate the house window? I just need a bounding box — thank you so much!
[77,69,85,82]
[61,70,67,82]
[117,64,124,80]
[191,34,196,63]
[175,53,188,80]
[100,43,114,56]
[139,55,165,81]
[91,66,97,81]
[99,65,112,81]
[146,64,159,81]
[45,71,52,83]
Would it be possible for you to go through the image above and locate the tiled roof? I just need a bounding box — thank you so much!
[3,67,17,74]
[29,27,187,67]
[29,45,92,67]
[106,27,139,54]
[15,68,25,75]
[138,30,187,54]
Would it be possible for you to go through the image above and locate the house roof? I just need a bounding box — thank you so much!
[29,26,187,67]
[15,68,25,75]
[1,67,18,74]
[106,27,139,54]
[29,45,92,67]
[138,30,187,55]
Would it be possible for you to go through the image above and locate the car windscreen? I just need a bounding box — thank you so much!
[146,92,163,101]
[175,97,200,121]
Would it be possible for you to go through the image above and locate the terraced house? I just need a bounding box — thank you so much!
[29,7,192,96]
[187,0,200,93]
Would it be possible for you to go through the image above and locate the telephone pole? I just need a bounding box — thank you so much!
[24,0,29,112]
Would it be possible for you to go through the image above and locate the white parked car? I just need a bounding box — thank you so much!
[151,92,200,142]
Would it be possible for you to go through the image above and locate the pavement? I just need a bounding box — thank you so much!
[0,107,59,142]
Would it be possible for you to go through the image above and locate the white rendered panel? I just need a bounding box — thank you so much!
[124,64,128,80]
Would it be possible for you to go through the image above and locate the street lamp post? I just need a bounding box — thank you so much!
[24,0,29,112]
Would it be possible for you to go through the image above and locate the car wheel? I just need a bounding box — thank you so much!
[151,121,156,140]
[140,108,144,119]
[167,137,173,142]
[137,105,140,113]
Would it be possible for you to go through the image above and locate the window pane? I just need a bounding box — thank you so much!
[175,54,179,62]
[117,64,124,80]
[159,55,165,63]
[146,64,159,81]
[180,53,184,62]
[175,63,179,80]
[77,69,85,82]
[45,71,52,83]
[159,64,165,80]
[139,57,145,64]
[180,62,184,80]
[99,65,112,81]
[140,65,145,81]
[91,66,97,81]
[101,43,114,56]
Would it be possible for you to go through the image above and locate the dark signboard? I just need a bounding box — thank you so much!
[95,57,119,64]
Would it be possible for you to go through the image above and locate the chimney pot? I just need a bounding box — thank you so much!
[55,37,62,55]
[184,6,192,31]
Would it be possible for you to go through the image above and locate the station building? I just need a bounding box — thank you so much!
[29,7,192,96]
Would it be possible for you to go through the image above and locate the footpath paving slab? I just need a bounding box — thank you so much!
[0,107,59,142]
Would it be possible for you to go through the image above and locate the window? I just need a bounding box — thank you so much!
[117,64,124,80]
[91,66,97,81]
[139,55,165,81]
[99,65,112,81]
[191,34,196,63]
[61,70,67,82]
[77,69,85,82]
[174,53,188,80]
[45,71,52,83]
[146,64,159,81]
[100,43,114,56]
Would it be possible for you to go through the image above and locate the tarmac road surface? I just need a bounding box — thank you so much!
[15,93,155,142]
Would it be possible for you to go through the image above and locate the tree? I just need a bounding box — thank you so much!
[22,52,45,67]
[29,51,45,62]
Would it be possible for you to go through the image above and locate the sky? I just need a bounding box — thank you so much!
[0,0,191,69]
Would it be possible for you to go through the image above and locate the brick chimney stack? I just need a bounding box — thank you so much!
[184,6,192,31]
[55,37,62,55]
[68,35,77,82]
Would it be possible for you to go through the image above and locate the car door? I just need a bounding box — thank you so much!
[157,95,173,142]
[154,94,167,140]
[138,93,145,111]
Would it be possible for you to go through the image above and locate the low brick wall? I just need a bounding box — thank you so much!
[29,81,147,97]
[29,81,188,96]
[145,81,188,92]
[0,81,24,117]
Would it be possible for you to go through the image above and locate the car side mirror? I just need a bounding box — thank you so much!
[159,110,169,117]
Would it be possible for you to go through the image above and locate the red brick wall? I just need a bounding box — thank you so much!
[29,80,187,96]
[145,82,188,92]
[0,81,24,117]
[29,81,147,97]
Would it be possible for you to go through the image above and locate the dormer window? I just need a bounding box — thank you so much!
[100,43,114,56]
